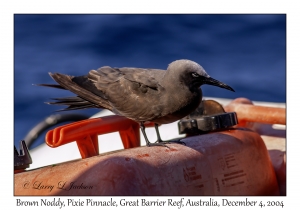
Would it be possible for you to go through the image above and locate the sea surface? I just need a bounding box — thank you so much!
[14,14,286,148]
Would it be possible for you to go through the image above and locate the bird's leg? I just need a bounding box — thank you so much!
[140,122,151,146]
[140,122,168,147]
[154,123,163,143]
[154,123,186,145]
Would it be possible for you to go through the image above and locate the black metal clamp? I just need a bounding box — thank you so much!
[178,100,238,134]
[14,140,32,171]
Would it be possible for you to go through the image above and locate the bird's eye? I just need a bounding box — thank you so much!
[192,72,199,77]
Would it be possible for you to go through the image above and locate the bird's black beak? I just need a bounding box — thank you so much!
[203,77,235,92]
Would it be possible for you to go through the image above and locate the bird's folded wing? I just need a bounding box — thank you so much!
[121,68,164,90]
[87,66,165,121]
[89,66,164,89]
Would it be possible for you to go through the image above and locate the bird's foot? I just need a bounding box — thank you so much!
[155,138,163,143]
[165,139,186,145]
[146,142,169,147]
[154,138,186,146]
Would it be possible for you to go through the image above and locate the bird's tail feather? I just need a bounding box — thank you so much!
[35,84,66,90]
[37,84,97,111]
[42,95,98,111]
[37,72,112,111]
[46,96,97,111]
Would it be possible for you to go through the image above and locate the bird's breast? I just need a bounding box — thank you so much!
[152,88,202,124]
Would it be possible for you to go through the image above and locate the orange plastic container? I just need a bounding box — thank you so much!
[14,127,279,196]
[14,97,283,195]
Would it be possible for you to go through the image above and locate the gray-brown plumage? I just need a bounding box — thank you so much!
[39,59,234,146]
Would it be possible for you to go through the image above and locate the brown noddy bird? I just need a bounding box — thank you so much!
[39,59,234,146]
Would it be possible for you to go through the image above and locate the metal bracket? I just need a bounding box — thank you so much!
[14,140,32,170]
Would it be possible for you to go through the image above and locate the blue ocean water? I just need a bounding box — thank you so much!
[14,14,286,148]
